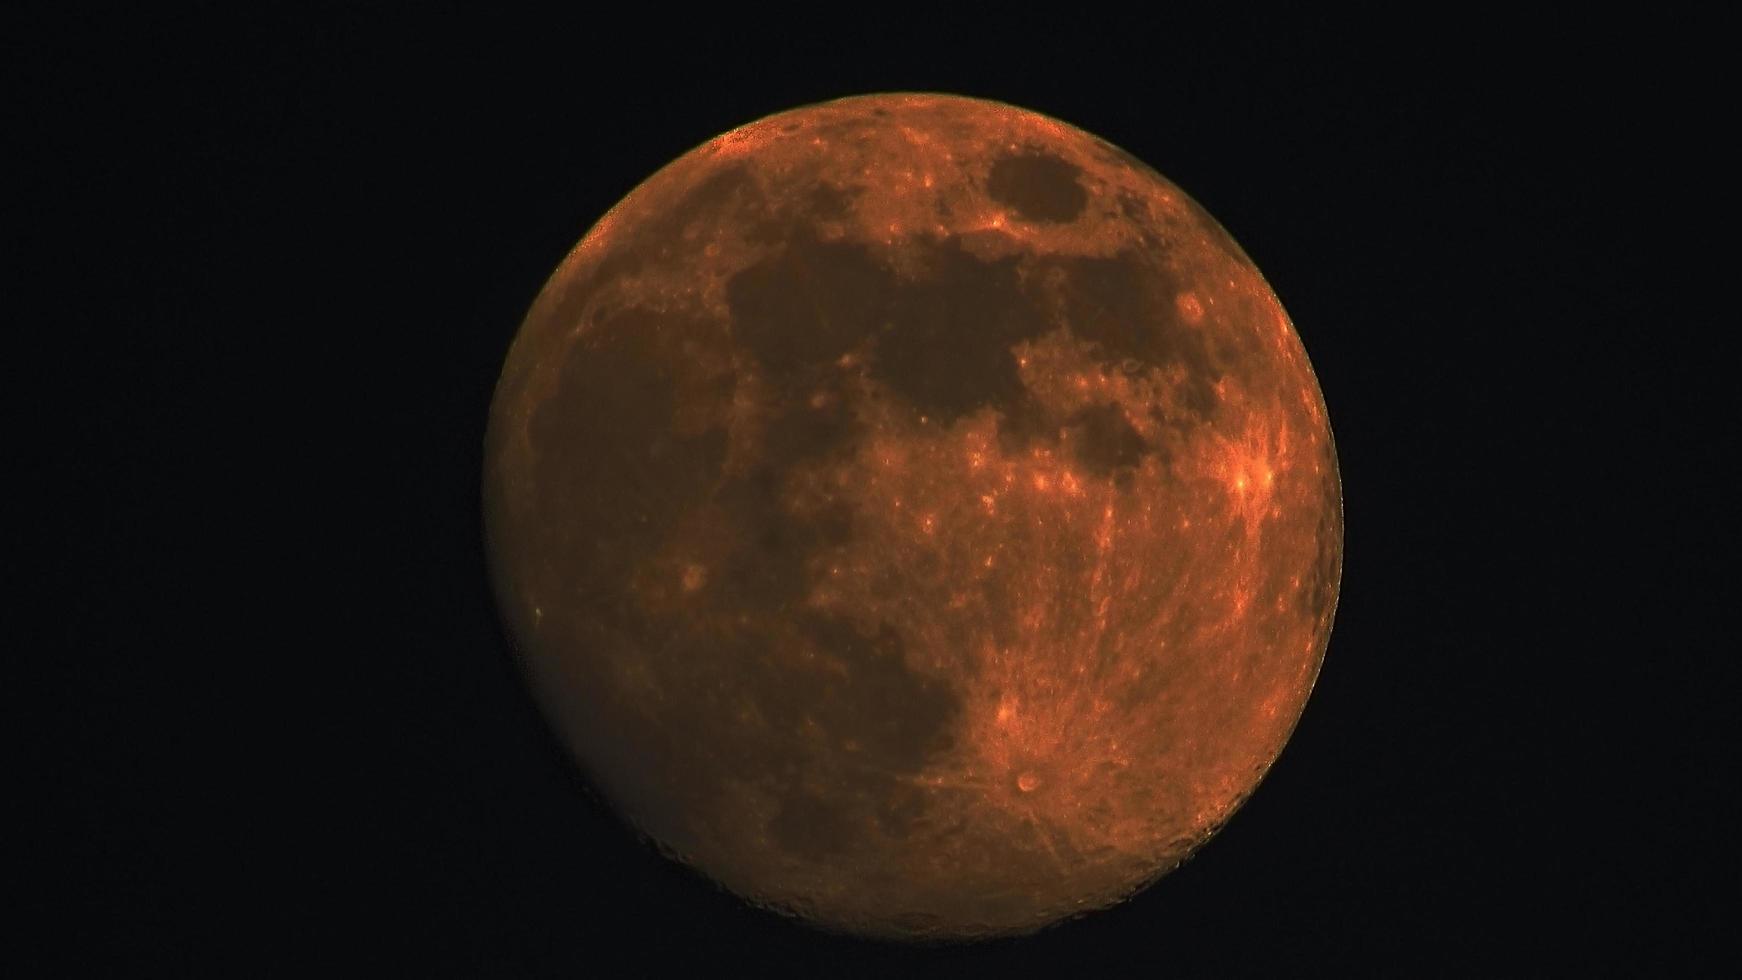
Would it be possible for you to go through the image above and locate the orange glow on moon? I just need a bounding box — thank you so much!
[485,93,1342,939]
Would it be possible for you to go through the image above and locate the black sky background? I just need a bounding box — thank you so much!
[20,8,1730,975]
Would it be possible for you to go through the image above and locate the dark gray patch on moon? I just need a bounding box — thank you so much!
[761,383,857,466]
[727,234,893,379]
[798,615,961,770]
[729,231,1058,428]
[1066,402,1151,480]
[870,238,1051,423]
[528,308,730,617]
[986,151,1089,223]
[707,466,851,613]
[1048,252,1222,420]
[768,790,856,860]
[804,181,859,222]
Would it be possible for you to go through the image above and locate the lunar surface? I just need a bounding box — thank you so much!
[484,93,1342,939]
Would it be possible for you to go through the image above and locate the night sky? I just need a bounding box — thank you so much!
[22,9,1728,974]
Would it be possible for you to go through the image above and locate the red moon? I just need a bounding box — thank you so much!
[484,94,1342,939]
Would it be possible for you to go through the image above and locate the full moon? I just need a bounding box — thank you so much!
[484,93,1342,939]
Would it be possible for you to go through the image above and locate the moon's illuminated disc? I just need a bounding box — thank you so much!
[484,93,1342,939]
